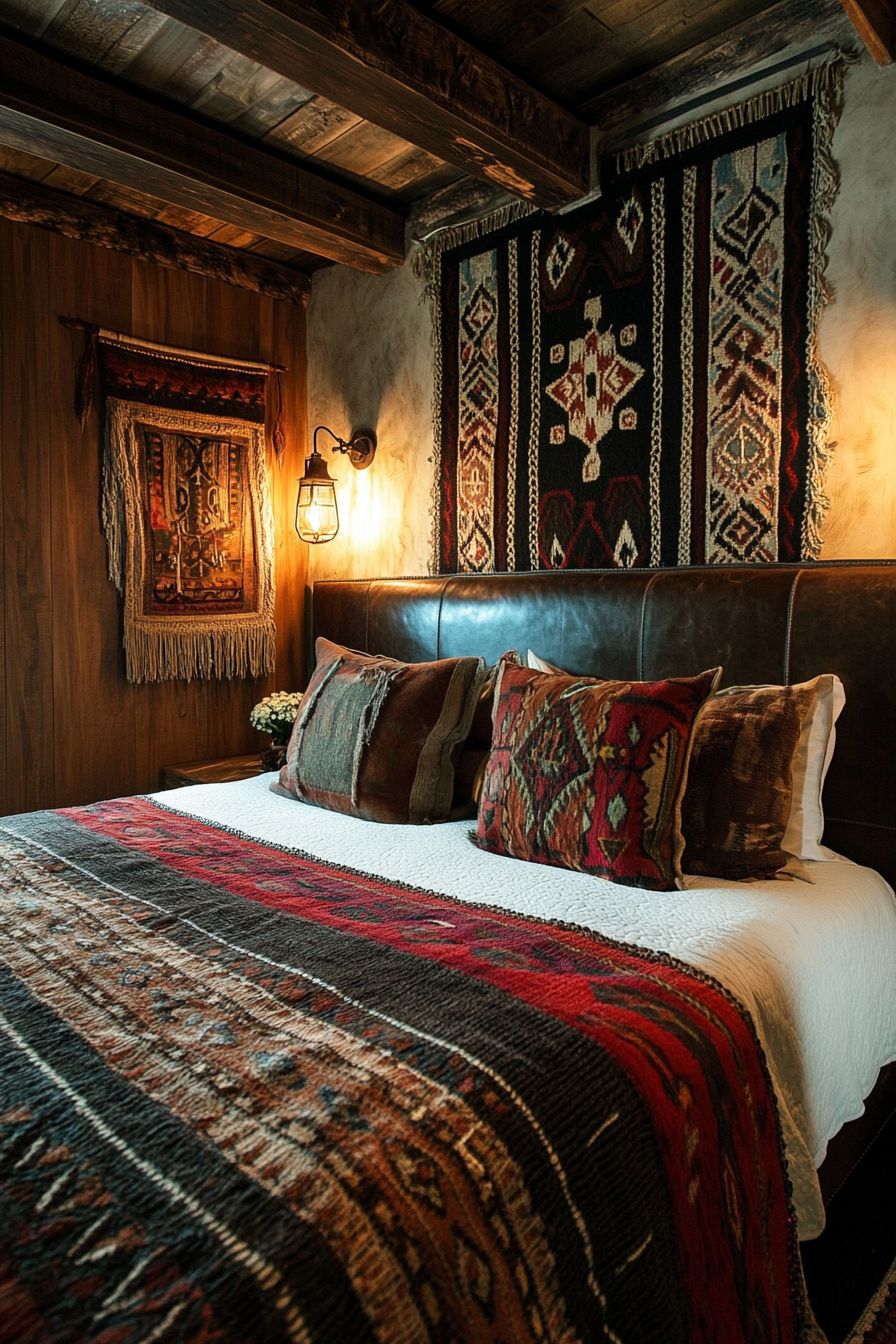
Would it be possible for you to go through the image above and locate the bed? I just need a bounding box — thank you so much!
[2,561,895,1344]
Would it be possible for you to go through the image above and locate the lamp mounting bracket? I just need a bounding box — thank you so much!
[312,423,377,470]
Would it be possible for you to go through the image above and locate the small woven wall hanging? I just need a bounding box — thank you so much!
[74,327,280,682]
[426,60,846,574]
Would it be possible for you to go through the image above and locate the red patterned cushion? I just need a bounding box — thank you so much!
[475,661,720,890]
[272,638,486,824]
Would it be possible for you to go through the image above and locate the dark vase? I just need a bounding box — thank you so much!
[260,741,288,771]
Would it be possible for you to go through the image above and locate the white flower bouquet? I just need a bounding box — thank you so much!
[250,690,304,745]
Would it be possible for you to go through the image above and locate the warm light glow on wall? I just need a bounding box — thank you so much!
[819,297,896,558]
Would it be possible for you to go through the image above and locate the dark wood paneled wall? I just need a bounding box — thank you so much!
[0,218,309,814]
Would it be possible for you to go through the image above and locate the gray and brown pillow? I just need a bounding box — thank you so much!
[680,682,823,880]
[272,637,486,824]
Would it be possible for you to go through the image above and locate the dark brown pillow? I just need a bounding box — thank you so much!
[680,683,821,880]
[451,652,522,815]
[272,637,486,824]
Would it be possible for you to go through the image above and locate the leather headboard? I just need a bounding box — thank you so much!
[313,563,896,888]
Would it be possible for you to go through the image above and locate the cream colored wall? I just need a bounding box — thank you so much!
[817,55,896,558]
[306,52,896,581]
[306,257,434,582]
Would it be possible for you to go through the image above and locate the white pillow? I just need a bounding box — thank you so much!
[525,650,845,864]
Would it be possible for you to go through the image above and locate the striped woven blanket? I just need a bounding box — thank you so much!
[0,798,822,1343]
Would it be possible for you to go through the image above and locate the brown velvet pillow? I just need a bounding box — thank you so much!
[475,658,720,891]
[680,682,823,880]
[272,637,486,824]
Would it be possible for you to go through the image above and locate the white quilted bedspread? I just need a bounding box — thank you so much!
[152,773,896,1240]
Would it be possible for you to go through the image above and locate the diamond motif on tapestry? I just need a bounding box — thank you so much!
[710,490,773,562]
[716,186,781,264]
[461,284,497,340]
[545,296,645,484]
[546,234,576,290]
[716,419,771,487]
[617,195,644,255]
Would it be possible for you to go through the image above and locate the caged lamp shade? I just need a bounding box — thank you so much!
[295,451,339,544]
[295,426,377,544]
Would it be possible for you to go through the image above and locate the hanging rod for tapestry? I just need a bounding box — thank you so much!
[59,317,289,464]
[58,317,287,373]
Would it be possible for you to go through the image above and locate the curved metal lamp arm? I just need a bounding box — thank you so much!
[312,423,377,470]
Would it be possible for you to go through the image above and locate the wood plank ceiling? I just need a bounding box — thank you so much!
[0,0,881,295]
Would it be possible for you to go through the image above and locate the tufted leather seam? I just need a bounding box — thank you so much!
[639,573,661,680]
[783,570,803,685]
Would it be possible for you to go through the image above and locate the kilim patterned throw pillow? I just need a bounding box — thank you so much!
[475,660,720,890]
[272,638,486,824]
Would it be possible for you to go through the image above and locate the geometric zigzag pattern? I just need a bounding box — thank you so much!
[707,136,787,563]
[457,251,500,572]
[435,68,838,574]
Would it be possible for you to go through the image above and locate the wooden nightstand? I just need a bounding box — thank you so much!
[159,754,265,790]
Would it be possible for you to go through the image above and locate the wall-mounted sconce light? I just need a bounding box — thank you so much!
[295,424,377,544]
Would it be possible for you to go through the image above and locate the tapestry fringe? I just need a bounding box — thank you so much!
[411,201,537,297]
[124,620,276,683]
[801,58,849,561]
[428,240,444,576]
[615,55,853,173]
[104,399,276,683]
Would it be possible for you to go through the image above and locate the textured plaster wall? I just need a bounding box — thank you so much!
[306,258,433,583]
[818,54,896,558]
[306,52,896,580]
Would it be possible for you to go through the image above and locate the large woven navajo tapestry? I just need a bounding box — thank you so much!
[431,64,844,573]
[80,328,278,681]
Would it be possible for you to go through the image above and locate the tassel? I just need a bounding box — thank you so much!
[75,325,99,430]
[272,369,286,467]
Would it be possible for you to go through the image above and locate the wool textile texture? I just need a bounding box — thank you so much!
[0,797,825,1343]
[681,680,822,879]
[429,62,844,574]
[476,660,720,889]
[97,330,277,682]
[272,636,486,823]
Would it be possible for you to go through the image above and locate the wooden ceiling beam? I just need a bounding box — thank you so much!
[139,0,591,209]
[584,0,856,139]
[0,169,311,304]
[836,0,895,63]
[0,34,405,273]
